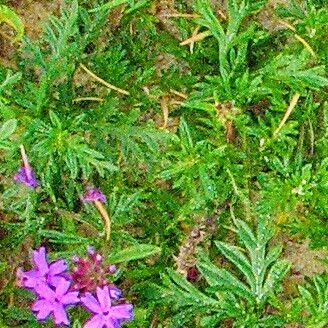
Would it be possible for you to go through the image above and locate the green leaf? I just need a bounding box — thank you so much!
[264,245,283,269]
[166,269,218,305]
[299,285,317,314]
[0,119,17,140]
[263,260,290,297]
[0,5,24,42]
[197,253,255,303]
[107,244,161,263]
[235,219,257,252]
[215,240,254,289]
[90,0,129,12]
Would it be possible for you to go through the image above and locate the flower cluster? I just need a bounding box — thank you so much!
[17,247,133,327]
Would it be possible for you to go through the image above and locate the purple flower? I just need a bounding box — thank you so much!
[82,187,106,203]
[32,278,79,326]
[87,245,96,256]
[13,145,38,188]
[81,286,133,328]
[108,265,117,274]
[108,284,122,300]
[71,246,117,295]
[17,247,67,290]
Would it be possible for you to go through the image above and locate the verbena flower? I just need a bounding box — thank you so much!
[82,187,106,203]
[108,265,117,274]
[17,247,67,290]
[13,145,38,188]
[71,246,118,296]
[81,285,133,328]
[32,278,79,326]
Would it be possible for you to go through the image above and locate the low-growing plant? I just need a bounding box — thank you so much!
[0,0,327,327]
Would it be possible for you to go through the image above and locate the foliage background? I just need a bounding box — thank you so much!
[0,0,327,327]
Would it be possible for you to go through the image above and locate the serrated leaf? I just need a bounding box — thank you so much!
[263,260,290,298]
[0,5,24,42]
[0,119,17,140]
[166,269,217,305]
[215,241,254,289]
[197,256,255,303]
[299,285,317,314]
[107,244,160,263]
[235,219,257,252]
[264,245,283,269]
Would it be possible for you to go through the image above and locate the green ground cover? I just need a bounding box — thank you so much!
[0,0,327,327]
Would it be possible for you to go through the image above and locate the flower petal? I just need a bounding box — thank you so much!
[96,286,111,311]
[81,292,102,314]
[110,304,134,321]
[108,285,122,300]
[53,303,69,326]
[49,259,67,275]
[33,247,49,275]
[82,188,106,203]
[62,291,80,305]
[83,314,104,328]
[14,166,38,188]
[34,281,55,301]
[19,269,44,289]
[32,299,52,321]
[55,278,71,297]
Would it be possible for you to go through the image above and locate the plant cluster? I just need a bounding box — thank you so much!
[17,246,133,327]
[0,0,327,327]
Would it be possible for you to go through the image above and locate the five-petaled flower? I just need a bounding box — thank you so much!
[13,145,39,188]
[32,278,79,326]
[18,246,133,327]
[17,247,67,290]
[81,285,133,328]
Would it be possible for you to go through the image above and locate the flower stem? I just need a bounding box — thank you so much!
[20,144,32,180]
[94,200,111,243]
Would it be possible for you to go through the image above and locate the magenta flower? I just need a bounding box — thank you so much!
[81,286,133,328]
[32,278,79,326]
[71,246,118,295]
[108,265,117,274]
[14,145,38,188]
[82,187,106,203]
[17,247,67,290]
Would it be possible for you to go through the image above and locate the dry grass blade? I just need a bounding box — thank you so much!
[73,97,104,103]
[94,200,111,242]
[160,95,169,129]
[180,30,211,46]
[278,20,316,58]
[170,89,187,99]
[190,26,200,54]
[273,93,301,137]
[165,13,200,18]
[80,63,130,96]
